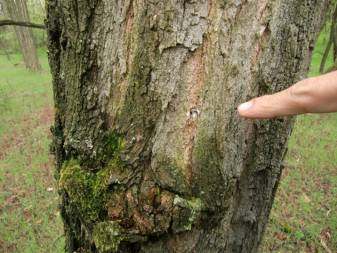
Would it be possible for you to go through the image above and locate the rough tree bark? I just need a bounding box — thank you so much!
[3,0,41,71]
[46,1,328,252]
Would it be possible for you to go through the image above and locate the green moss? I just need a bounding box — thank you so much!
[105,132,125,157]
[59,159,109,222]
[101,131,126,165]
[59,132,128,223]
[93,221,124,253]
[58,132,131,250]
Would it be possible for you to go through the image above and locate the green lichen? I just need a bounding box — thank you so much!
[117,18,162,138]
[172,196,203,232]
[192,129,227,208]
[155,158,189,194]
[93,221,125,253]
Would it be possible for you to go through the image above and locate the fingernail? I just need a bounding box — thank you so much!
[238,101,253,111]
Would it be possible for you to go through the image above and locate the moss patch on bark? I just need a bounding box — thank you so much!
[59,159,109,222]
[58,132,127,222]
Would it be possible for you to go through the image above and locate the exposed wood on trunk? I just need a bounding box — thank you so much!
[46,0,329,252]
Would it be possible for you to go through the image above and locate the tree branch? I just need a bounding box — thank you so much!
[0,19,45,29]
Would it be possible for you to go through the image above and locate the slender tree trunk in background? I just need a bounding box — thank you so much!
[46,1,328,252]
[0,38,11,61]
[3,0,41,71]
[332,5,337,66]
[320,3,337,73]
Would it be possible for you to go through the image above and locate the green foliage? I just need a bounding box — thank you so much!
[294,230,305,241]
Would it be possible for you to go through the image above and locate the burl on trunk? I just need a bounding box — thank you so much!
[46,0,328,252]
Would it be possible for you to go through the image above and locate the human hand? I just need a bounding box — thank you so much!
[238,71,337,119]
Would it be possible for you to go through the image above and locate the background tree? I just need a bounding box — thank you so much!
[0,0,11,60]
[2,0,41,71]
[46,1,329,252]
[320,1,337,73]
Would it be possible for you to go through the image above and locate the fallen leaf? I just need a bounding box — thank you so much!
[320,237,332,253]
[274,232,287,241]
[302,193,311,203]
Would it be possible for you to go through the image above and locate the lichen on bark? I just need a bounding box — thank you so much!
[93,221,125,253]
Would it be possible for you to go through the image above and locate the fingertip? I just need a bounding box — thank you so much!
[238,101,253,111]
[238,101,253,117]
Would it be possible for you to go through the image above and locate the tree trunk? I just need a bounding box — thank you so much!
[46,1,328,252]
[3,0,41,71]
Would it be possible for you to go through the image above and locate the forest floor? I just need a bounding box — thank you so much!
[0,31,336,252]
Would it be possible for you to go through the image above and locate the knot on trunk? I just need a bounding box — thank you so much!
[58,159,204,253]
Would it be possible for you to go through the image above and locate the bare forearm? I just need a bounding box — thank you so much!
[238,71,337,119]
[296,71,337,113]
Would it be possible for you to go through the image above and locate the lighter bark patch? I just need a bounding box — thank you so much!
[258,0,269,21]
[125,1,134,35]
[182,47,206,184]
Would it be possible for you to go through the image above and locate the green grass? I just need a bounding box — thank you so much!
[262,113,337,252]
[0,51,64,252]
[0,28,336,253]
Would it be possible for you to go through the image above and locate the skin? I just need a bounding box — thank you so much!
[238,71,337,119]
